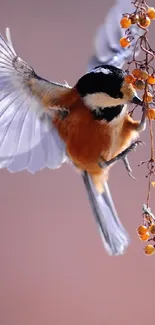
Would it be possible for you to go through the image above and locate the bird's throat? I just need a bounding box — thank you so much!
[92,105,124,122]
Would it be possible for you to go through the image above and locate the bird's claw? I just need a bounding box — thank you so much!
[98,140,145,178]
[128,140,145,153]
[123,156,135,180]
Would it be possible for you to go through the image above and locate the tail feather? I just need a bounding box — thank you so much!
[82,171,129,255]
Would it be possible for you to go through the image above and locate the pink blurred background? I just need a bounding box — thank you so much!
[0,0,155,324]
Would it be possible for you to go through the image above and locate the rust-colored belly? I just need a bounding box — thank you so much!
[52,103,138,174]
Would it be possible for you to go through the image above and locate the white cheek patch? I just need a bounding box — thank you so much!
[84,92,127,110]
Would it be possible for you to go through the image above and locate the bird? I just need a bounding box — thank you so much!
[0,1,146,256]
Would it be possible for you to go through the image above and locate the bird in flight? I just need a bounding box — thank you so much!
[0,0,146,255]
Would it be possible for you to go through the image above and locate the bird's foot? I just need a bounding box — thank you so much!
[98,140,145,178]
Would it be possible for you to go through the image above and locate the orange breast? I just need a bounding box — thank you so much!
[53,98,112,173]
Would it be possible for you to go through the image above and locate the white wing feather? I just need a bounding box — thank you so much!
[0,28,69,173]
[88,0,143,71]
[0,0,143,174]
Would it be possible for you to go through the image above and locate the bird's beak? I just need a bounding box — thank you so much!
[130,95,142,105]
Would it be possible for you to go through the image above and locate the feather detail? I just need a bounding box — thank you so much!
[82,171,129,255]
[0,28,69,172]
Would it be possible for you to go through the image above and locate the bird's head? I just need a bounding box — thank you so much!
[75,65,142,111]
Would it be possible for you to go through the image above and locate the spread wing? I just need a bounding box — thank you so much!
[88,0,143,71]
[0,28,70,173]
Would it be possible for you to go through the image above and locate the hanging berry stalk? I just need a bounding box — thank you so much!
[120,0,155,255]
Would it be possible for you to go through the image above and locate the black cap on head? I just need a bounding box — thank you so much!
[76,65,126,99]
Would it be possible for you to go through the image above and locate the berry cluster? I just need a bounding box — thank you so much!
[120,6,155,48]
[119,1,155,121]
[125,69,154,102]
[137,218,155,255]
[125,69,155,119]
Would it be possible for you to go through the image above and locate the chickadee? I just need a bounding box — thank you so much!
[0,26,146,256]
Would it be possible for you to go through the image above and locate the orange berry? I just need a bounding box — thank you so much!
[147,75,155,85]
[147,108,155,120]
[120,37,130,48]
[152,181,155,187]
[149,224,155,234]
[139,70,149,80]
[139,16,151,28]
[143,91,153,103]
[134,79,145,90]
[137,225,148,236]
[120,16,131,28]
[144,244,155,256]
[147,7,155,20]
[132,69,142,78]
[139,232,150,241]
[125,74,135,84]
[132,69,148,80]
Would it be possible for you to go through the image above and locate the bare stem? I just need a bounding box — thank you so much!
[124,0,155,214]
